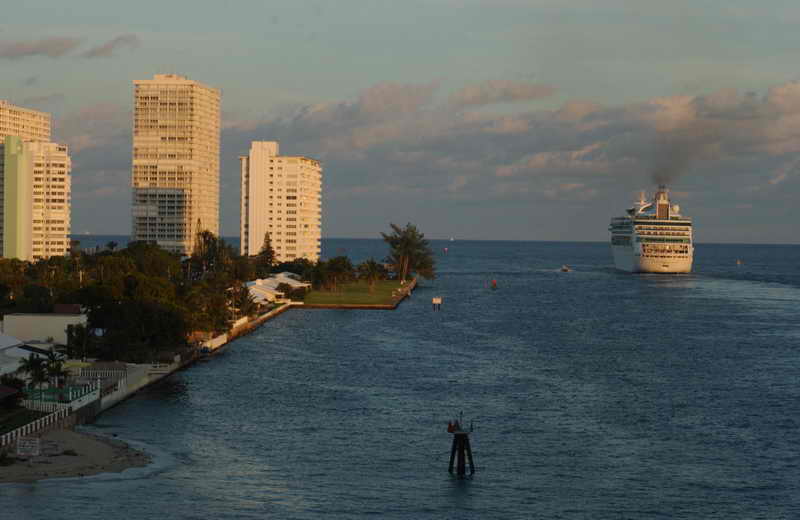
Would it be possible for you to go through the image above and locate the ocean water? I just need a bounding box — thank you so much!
[3,239,800,519]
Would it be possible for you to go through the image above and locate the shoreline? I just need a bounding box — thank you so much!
[0,428,150,484]
[0,279,416,484]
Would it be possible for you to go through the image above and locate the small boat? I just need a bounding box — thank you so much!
[560,265,572,272]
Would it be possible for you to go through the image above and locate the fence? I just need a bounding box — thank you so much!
[21,383,101,412]
[0,408,73,448]
[19,399,69,414]
[79,368,128,383]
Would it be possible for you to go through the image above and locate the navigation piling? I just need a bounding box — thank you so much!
[447,413,475,478]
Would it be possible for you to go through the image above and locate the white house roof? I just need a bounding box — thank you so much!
[272,275,311,288]
[245,276,310,289]
[0,333,23,351]
[247,285,284,303]
[0,340,33,377]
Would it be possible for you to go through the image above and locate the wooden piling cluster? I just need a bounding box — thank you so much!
[447,419,475,478]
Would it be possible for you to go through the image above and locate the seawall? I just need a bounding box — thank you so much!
[65,278,417,421]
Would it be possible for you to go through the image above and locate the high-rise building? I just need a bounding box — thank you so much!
[240,141,322,262]
[2,138,72,260]
[0,100,51,142]
[0,101,70,261]
[131,74,221,255]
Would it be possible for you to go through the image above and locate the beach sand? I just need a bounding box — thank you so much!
[0,428,150,484]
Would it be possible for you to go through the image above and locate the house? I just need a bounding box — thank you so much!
[0,333,25,377]
[2,312,88,345]
[273,272,311,288]
[244,281,284,303]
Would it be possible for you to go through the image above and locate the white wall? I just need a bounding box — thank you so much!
[2,314,87,344]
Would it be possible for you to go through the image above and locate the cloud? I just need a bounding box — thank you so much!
[0,37,82,59]
[82,34,141,58]
[21,93,66,111]
[54,103,130,154]
[241,80,800,203]
[60,77,800,241]
[448,80,556,108]
[356,81,439,118]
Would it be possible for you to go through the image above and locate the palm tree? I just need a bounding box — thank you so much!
[326,256,354,292]
[357,258,387,293]
[381,223,436,281]
[45,351,67,389]
[18,353,47,399]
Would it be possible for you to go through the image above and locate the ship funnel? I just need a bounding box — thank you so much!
[655,185,670,218]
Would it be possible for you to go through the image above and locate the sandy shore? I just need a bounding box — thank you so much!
[0,428,150,484]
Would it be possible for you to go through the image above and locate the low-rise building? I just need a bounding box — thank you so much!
[2,313,87,345]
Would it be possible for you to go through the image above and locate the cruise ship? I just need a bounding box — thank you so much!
[608,185,693,273]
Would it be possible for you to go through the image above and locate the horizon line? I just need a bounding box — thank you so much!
[69,234,800,247]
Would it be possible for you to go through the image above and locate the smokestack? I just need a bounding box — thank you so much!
[655,185,670,218]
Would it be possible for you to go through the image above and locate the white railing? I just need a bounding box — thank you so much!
[79,369,127,382]
[20,383,101,414]
[69,386,101,411]
[0,408,71,448]
[20,399,69,413]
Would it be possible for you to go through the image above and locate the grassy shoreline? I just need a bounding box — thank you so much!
[302,280,410,306]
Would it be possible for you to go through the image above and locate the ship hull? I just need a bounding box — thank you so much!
[611,245,692,273]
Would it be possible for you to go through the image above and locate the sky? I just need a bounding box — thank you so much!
[3,0,800,243]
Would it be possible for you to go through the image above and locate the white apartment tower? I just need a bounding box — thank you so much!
[240,141,322,262]
[0,100,51,141]
[1,101,71,261]
[131,74,221,255]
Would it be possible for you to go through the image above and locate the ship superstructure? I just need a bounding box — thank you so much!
[608,185,693,273]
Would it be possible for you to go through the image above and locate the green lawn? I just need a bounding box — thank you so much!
[303,280,407,305]
[0,408,47,436]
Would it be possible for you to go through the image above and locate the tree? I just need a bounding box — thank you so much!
[0,374,25,408]
[326,256,355,292]
[45,351,67,389]
[273,258,314,278]
[106,241,118,252]
[18,353,47,397]
[66,323,91,360]
[192,230,233,278]
[124,241,181,280]
[309,260,329,291]
[231,285,258,318]
[17,284,53,313]
[254,232,275,278]
[276,282,306,301]
[357,258,388,293]
[0,258,29,301]
[100,300,189,362]
[381,223,436,281]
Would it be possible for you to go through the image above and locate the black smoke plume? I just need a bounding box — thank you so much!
[650,118,721,186]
